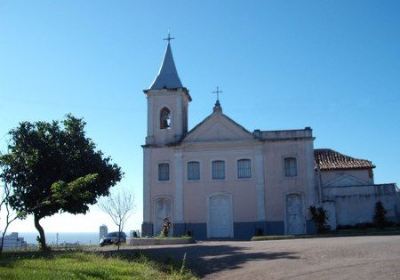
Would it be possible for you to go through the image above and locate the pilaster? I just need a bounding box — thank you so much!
[174,150,184,222]
[143,148,151,222]
[255,148,266,221]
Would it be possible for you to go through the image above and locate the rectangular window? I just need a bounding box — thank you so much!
[187,161,200,180]
[158,163,169,181]
[237,159,251,178]
[284,157,297,177]
[212,160,225,180]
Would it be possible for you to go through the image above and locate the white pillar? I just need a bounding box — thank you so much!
[255,150,266,221]
[146,96,154,145]
[175,96,183,140]
[305,139,317,207]
[147,96,153,137]
[174,151,184,222]
[143,148,151,222]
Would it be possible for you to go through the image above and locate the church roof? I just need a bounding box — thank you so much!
[182,101,254,143]
[149,42,183,90]
[314,149,375,171]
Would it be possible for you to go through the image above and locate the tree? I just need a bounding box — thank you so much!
[0,181,25,254]
[309,206,329,234]
[99,190,134,250]
[0,115,122,251]
[374,201,387,229]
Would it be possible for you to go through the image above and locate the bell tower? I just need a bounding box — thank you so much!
[143,35,191,145]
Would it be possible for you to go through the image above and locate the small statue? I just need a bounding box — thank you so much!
[161,217,171,237]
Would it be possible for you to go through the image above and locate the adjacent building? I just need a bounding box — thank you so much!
[99,225,108,240]
[0,232,27,250]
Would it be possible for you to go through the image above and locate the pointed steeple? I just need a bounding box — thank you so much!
[149,41,183,90]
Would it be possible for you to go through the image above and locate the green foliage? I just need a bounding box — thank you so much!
[0,114,122,249]
[0,251,197,280]
[309,206,329,234]
[374,201,387,229]
[160,218,171,237]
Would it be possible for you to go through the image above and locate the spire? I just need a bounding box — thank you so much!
[149,34,183,90]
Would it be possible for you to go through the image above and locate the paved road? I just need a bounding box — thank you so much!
[120,235,400,279]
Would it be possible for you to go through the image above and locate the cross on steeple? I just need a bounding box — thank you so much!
[212,86,223,101]
[212,86,223,112]
[163,31,175,44]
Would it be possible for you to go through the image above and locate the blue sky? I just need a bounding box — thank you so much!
[1,1,399,233]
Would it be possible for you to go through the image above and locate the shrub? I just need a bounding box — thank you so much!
[309,206,329,234]
[374,201,387,229]
[255,228,263,236]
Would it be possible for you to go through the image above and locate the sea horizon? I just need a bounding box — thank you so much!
[15,231,102,245]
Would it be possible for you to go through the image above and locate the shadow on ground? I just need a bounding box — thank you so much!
[104,243,299,277]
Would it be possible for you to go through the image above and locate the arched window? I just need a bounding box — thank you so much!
[160,107,171,129]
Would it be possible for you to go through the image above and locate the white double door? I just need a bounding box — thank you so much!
[208,194,233,238]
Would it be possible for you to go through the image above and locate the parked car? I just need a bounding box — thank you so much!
[99,231,127,246]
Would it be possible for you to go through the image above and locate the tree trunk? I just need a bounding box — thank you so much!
[117,224,121,251]
[34,214,48,251]
[0,230,6,254]
[0,219,12,254]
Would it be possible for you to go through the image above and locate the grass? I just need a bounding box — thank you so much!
[337,226,400,234]
[0,250,197,280]
[154,235,194,240]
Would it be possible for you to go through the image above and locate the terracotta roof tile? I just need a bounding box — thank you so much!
[314,149,375,171]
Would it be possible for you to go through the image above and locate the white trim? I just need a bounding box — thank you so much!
[176,95,183,138]
[174,151,184,223]
[143,148,151,222]
[254,153,266,221]
[147,96,154,137]
[305,141,317,206]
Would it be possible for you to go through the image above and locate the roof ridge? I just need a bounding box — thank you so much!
[314,148,375,170]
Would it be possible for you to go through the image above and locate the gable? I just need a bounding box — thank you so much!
[183,113,254,143]
[325,174,368,187]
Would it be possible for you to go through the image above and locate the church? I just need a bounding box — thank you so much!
[141,38,399,240]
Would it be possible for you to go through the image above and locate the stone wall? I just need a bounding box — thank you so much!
[322,184,399,227]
